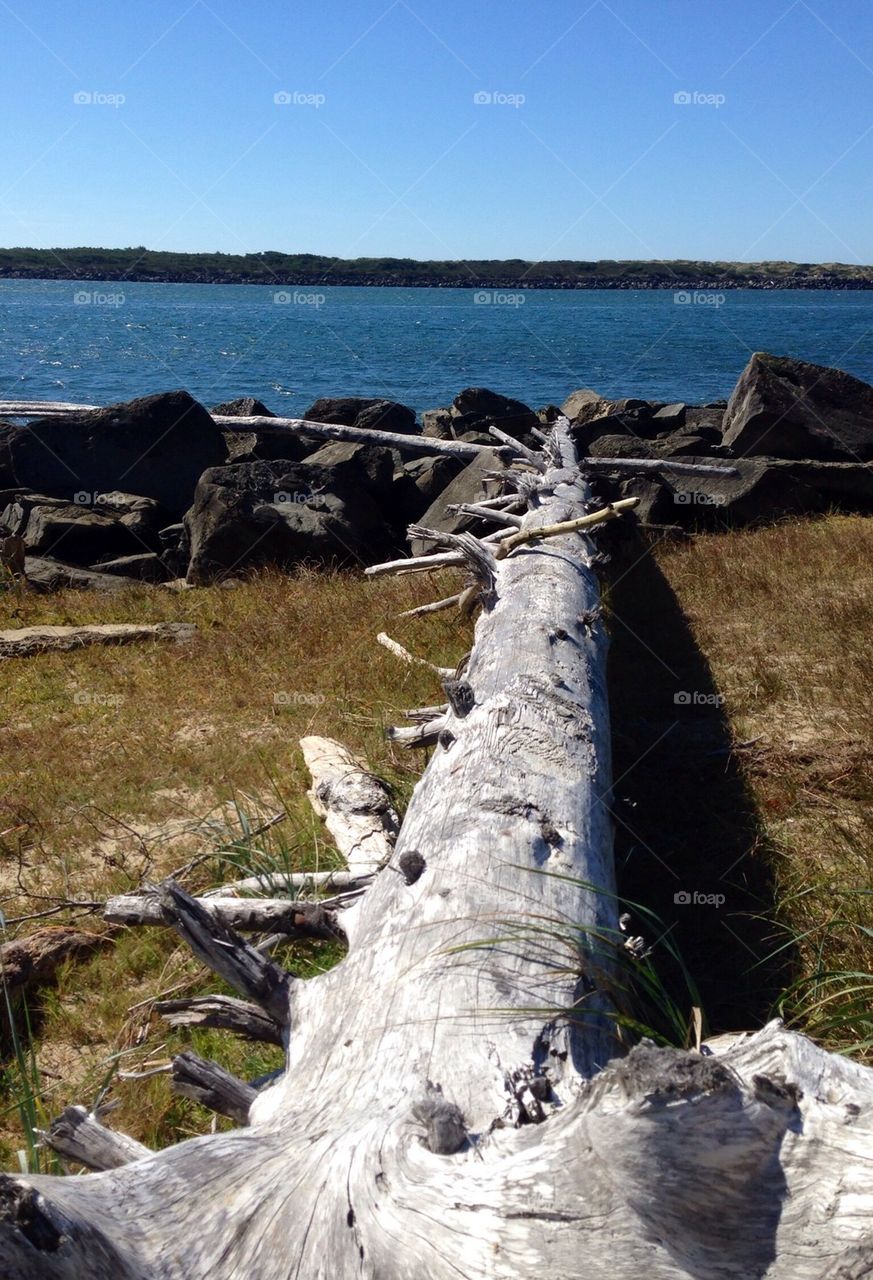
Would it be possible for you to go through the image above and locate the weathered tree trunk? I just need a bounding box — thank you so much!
[1,422,870,1279]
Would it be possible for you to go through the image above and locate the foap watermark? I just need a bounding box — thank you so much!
[274,89,325,108]
[473,90,525,108]
[273,488,315,505]
[674,889,726,907]
[674,290,725,308]
[73,691,124,708]
[73,491,117,506]
[273,690,327,707]
[74,290,125,307]
[74,90,126,108]
[674,691,725,707]
[473,290,525,307]
[673,90,725,108]
[673,491,727,506]
[273,290,325,308]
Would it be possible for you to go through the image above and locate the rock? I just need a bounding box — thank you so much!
[1,532,25,578]
[537,405,562,425]
[353,400,417,434]
[421,409,455,440]
[210,397,275,418]
[449,388,539,440]
[303,397,417,434]
[4,492,167,565]
[586,434,655,460]
[0,391,226,517]
[651,433,718,459]
[652,403,687,428]
[722,353,873,461]
[91,553,170,582]
[403,455,464,505]
[410,451,510,555]
[184,451,401,585]
[560,388,606,421]
[626,457,873,531]
[158,523,190,578]
[21,557,145,592]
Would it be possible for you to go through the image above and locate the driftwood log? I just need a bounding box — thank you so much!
[0,420,869,1279]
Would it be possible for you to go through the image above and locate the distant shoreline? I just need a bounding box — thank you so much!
[2,250,873,291]
[3,271,873,291]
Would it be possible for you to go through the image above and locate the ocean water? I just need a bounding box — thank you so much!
[2,279,873,415]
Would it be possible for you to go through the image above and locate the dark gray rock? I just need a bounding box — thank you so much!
[22,557,144,592]
[184,450,401,585]
[421,409,455,440]
[722,353,873,461]
[6,491,167,564]
[92,553,170,582]
[0,391,226,517]
[652,402,687,428]
[210,397,275,418]
[303,397,417,434]
[410,450,510,555]
[449,388,539,441]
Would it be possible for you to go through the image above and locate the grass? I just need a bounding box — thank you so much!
[0,514,870,1161]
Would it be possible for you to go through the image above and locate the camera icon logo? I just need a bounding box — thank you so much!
[473,91,492,105]
[674,691,692,704]
[674,890,692,904]
[674,91,692,105]
[274,90,292,105]
[273,291,292,304]
[674,291,692,305]
[73,90,92,105]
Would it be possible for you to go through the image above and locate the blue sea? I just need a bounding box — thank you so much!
[2,279,873,415]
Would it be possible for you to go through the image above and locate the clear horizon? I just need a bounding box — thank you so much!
[1,1,872,262]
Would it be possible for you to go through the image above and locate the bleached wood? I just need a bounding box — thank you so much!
[397,592,464,617]
[300,736,399,877]
[105,893,343,941]
[1,421,869,1280]
[584,455,739,476]
[376,632,455,678]
[41,1108,151,1172]
[155,996,283,1045]
[447,502,524,527]
[205,870,375,896]
[0,622,196,659]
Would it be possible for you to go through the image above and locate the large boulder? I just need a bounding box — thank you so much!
[1,492,166,564]
[621,457,873,530]
[303,397,417,435]
[184,449,401,584]
[722,353,873,461]
[409,451,510,555]
[210,397,275,418]
[0,391,225,517]
[449,388,539,441]
[213,398,313,464]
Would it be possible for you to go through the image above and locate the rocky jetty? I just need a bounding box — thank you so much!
[1,352,872,592]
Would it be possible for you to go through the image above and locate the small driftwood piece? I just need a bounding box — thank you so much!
[494,496,640,557]
[42,1108,151,1172]
[0,623,196,659]
[487,424,547,470]
[376,632,455,678]
[105,894,343,942]
[397,593,464,618]
[0,927,107,997]
[206,870,375,897]
[300,737,399,877]
[155,881,291,1025]
[447,503,524,527]
[170,1052,256,1126]
[583,456,739,477]
[155,996,283,1046]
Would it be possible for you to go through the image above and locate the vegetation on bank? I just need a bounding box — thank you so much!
[2,247,873,288]
[0,516,870,1165]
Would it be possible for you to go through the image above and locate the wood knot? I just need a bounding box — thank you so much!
[398,850,426,885]
[442,677,475,718]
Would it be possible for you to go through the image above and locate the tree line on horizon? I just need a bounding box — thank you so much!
[0,246,871,287]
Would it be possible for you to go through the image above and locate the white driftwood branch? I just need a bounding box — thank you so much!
[376,632,455,678]
[0,623,196,659]
[299,737,399,877]
[105,893,343,941]
[41,1107,152,1172]
[205,870,375,897]
[397,592,464,617]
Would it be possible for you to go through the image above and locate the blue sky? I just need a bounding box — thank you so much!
[1,0,871,261]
